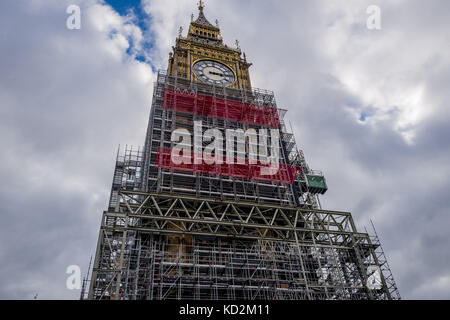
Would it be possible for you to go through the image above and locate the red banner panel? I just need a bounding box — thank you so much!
[155,147,301,184]
[162,88,281,128]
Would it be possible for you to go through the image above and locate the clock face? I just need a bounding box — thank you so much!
[193,60,235,87]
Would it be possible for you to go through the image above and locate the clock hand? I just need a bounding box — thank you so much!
[208,70,225,77]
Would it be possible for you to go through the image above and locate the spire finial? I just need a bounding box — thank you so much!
[191,13,194,22]
[198,0,204,11]
[215,19,219,28]
[178,26,183,38]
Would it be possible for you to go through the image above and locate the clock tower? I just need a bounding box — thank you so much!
[86,1,401,301]
[168,1,252,90]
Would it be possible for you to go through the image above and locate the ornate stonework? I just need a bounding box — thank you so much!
[168,2,252,90]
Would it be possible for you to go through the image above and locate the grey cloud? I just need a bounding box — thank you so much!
[0,0,154,299]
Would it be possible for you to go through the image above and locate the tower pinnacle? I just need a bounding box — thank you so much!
[198,0,204,11]
[192,0,216,29]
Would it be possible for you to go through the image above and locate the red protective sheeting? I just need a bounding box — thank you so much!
[155,147,301,184]
[163,88,281,128]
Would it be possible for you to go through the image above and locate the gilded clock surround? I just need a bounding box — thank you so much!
[168,1,252,90]
[191,58,237,86]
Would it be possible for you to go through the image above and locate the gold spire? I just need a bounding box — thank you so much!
[192,0,216,29]
[169,1,253,90]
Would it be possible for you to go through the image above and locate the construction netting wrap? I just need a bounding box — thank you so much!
[155,147,301,184]
[163,88,281,128]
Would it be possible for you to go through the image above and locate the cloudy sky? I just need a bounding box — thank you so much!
[0,0,449,299]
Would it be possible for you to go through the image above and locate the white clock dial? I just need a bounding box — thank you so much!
[193,60,235,87]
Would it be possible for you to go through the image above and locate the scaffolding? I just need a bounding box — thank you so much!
[86,71,400,300]
[142,70,299,206]
[88,189,400,300]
